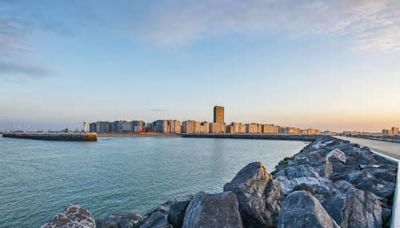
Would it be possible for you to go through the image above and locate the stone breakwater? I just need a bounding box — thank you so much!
[2,132,98,142]
[41,136,398,228]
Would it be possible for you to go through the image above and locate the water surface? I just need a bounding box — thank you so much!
[0,136,307,227]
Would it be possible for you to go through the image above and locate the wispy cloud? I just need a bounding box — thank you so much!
[0,16,51,80]
[130,0,400,52]
[0,61,48,79]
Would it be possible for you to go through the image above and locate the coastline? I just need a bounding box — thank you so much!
[97,132,180,138]
[42,136,399,228]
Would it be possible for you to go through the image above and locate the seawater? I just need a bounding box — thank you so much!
[0,136,307,227]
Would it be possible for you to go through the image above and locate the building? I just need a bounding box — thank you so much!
[283,127,302,134]
[382,129,394,136]
[245,123,258,134]
[200,122,210,133]
[182,120,201,134]
[89,122,97,132]
[213,106,224,124]
[301,128,320,135]
[209,122,225,133]
[391,127,399,135]
[94,121,111,133]
[261,124,279,134]
[131,120,145,132]
[150,120,181,133]
[110,120,131,132]
[168,120,181,133]
[151,120,168,133]
[227,122,243,134]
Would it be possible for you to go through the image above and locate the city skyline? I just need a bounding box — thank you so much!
[1,1,399,132]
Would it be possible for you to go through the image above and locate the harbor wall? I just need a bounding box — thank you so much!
[2,132,97,142]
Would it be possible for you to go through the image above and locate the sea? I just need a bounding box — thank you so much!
[0,136,307,227]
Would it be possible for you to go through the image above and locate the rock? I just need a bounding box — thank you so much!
[140,201,173,228]
[277,191,339,228]
[275,176,334,202]
[140,211,172,228]
[359,165,397,183]
[182,191,243,228]
[223,162,271,227]
[284,164,320,179]
[293,183,315,195]
[41,204,96,228]
[323,180,383,228]
[327,149,346,164]
[167,199,191,228]
[341,169,395,198]
[275,154,333,179]
[263,179,285,227]
[97,212,142,228]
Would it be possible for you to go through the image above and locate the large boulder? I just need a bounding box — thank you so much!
[275,175,335,202]
[182,191,243,228]
[275,154,333,179]
[41,204,96,228]
[167,199,191,228]
[341,169,395,198]
[327,149,346,163]
[223,162,272,227]
[278,191,339,228]
[284,164,321,179]
[263,179,285,227]
[140,201,173,228]
[97,212,142,228]
[323,180,383,228]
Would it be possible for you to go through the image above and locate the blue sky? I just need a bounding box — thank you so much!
[0,0,399,132]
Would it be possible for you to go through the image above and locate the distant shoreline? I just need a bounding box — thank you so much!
[97,132,179,137]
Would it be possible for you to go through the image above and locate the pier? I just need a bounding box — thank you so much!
[2,132,97,142]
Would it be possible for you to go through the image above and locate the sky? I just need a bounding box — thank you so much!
[0,0,399,132]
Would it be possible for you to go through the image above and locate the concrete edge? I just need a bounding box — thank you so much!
[369,149,400,228]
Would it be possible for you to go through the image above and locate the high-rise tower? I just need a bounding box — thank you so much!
[213,106,224,124]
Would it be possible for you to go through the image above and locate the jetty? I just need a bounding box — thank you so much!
[2,132,97,142]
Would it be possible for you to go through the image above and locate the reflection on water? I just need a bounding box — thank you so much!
[0,136,306,227]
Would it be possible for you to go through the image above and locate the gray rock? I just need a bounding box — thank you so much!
[41,204,96,228]
[263,179,285,227]
[342,169,395,198]
[140,201,173,228]
[275,176,335,202]
[167,199,191,228]
[97,212,142,228]
[182,191,243,228]
[140,211,172,228]
[323,180,383,228]
[327,148,346,164]
[292,183,315,195]
[277,191,339,228]
[276,154,333,179]
[284,164,320,179]
[223,162,271,227]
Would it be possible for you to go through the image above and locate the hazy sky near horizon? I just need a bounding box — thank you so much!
[0,0,399,132]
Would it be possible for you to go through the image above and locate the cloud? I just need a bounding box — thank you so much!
[0,17,30,55]
[130,0,400,52]
[0,61,48,79]
[0,16,52,80]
